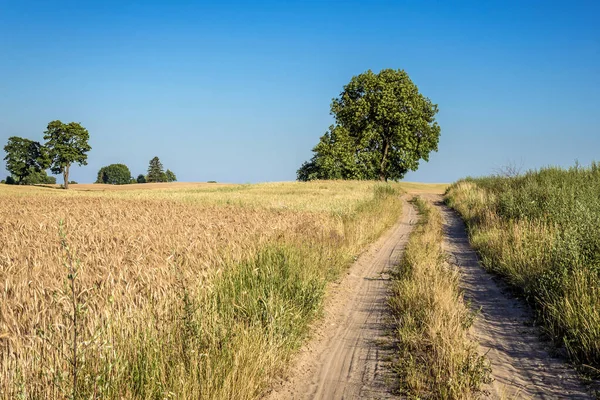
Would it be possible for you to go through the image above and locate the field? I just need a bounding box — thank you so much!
[0,181,407,399]
[446,164,600,373]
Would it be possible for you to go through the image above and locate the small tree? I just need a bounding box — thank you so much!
[165,169,177,182]
[96,164,132,185]
[147,156,166,182]
[44,121,91,189]
[3,136,49,184]
[136,174,146,183]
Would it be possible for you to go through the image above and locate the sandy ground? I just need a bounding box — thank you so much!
[265,199,417,400]
[434,196,593,399]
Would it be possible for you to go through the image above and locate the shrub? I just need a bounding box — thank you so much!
[96,164,132,185]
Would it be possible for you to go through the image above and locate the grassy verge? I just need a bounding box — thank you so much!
[1,182,403,399]
[445,165,600,375]
[388,197,490,399]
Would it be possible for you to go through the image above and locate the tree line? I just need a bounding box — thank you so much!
[95,157,177,185]
[3,121,176,188]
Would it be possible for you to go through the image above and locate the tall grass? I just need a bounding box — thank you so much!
[446,163,600,372]
[389,197,490,399]
[0,181,403,399]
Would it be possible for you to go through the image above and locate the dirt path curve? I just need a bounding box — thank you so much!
[432,196,593,399]
[266,199,416,400]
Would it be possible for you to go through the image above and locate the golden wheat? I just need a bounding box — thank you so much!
[0,180,403,399]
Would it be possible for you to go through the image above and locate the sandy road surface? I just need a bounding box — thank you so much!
[266,200,416,400]
[435,197,593,399]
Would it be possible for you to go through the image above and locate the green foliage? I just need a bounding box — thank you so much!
[447,163,600,370]
[147,156,167,183]
[165,169,177,182]
[297,125,370,181]
[298,69,440,181]
[5,176,15,185]
[21,169,56,185]
[3,136,50,184]
[44,120,91,189]
[136,174,147,184]
[96,164,132,185]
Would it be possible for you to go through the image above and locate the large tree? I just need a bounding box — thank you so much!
[3,136,49,184]
[96,163,132,185]
[147,156,167,182]
[298,69,441,181]
[44,120,91,189]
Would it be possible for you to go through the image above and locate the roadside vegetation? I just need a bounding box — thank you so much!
[389,197,490,399]
[0,181,402,399]
[446,163,600,375]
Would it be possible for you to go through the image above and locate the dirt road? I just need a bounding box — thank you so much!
[266,191,594,400]
[436,197,592,399]
[266,200,416,400]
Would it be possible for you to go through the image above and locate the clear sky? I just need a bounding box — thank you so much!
[1,0,599,183]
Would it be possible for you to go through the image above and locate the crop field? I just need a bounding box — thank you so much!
[446,164,600,373]
[0,181,404,399]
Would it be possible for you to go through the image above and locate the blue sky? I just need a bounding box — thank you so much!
[1,0,598,183]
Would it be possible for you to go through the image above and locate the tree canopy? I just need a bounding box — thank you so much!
[165,169,177,182]
[3,137,49,184]
[44,120,91,189]
[96,163,132,185]
[298,69,441,181]
[147,156,166,182]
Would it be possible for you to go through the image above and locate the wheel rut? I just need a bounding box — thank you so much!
[433,196,593,399]
[265,199,416,400]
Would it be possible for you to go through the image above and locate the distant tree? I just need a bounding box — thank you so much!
[147,156,167,182]
[298,69,440,181]
[22,169,56,185]
[5,176,15,185]
[44,120,91,189]
[136,174,147,184]
[3,136,49,184]
[165,169,177,182]
[96,163,132,185]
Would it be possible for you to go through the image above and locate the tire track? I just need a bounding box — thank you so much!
[266,199,416,400]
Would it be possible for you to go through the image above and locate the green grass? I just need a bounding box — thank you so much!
[446,163,600,373]
[389,197,490,399]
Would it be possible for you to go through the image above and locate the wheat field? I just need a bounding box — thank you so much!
[0,181,403,399]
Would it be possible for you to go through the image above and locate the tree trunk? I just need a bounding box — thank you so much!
[379,140,389,181]
[64,165,70,190]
